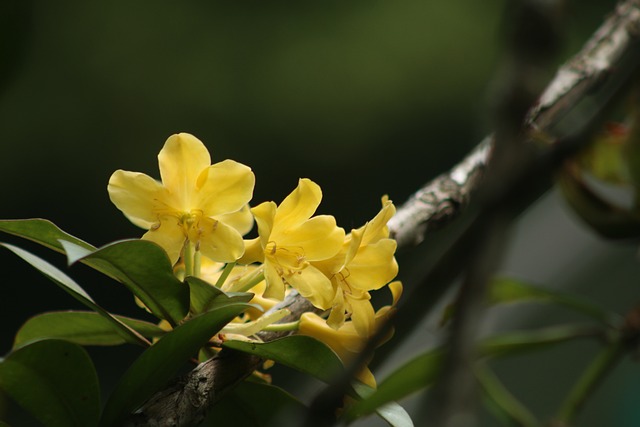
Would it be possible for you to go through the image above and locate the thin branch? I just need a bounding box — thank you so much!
[128,2,640,425]
[388,0,640,249]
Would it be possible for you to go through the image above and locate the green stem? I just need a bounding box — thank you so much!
[193,249,201,278]
[215,262,236,288]
[183,241,195,278]
[262,320,300,332]
[555,337,626,424]
[227,267,265,293]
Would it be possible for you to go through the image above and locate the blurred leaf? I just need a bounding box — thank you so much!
[488,277,619,325]
[60,239,189,326]
[204,380,307,427]
[186,276,254,314]
[350,323,599,418]
[99,303,249,427]
[346,348,443,420]
[351,381,414,427]
[557,164,640,239]
[478,324,600,358]
[576,122,630,185]
[0,340,100,427]
[14,311,166,349]
[476,363,538,427]
[1,243,148,346]
[223,335,344,384]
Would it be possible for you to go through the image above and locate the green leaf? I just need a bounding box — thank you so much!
[476,363,538,427]
[0,219,95,254]
[99,303,249,427]
[60,239,190,326]
[204,380,307,427]
[1,243,149,346]
[223,335,344,384]
[14,311,166,349]
[0,340,100,427]
[346,348,443,421]
[186,276,254,314]
[489,277,619,325]
[351,381,414,427]
[478,324,601,358]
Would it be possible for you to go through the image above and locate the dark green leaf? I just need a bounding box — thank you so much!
[0,219,95,254]
[478,324,601,358]
[1,243,148,346]
[346,348,443,421]
[203,380,307,427]
[476,363,538,427]
[489,277,619,325]
[0,340,100,427]
[223,335,344,384]
[14,311,166,349]
[186,276,254,314]
[351,381,414,427]
[99,303,249,427]
[60,239,189,326]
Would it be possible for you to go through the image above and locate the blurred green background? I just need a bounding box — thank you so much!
[2,1,638,426]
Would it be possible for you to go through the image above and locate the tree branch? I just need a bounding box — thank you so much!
[127,2,640,425]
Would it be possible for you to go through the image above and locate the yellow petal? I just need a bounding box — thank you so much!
[278,216,345,261]
[196,159,255,216]
[197,217,245,263]
[361,198,396,245]
[263,261,286,300]
[216,204,254,236]
[345,239,398,291]
[286,264,335,310]
[273,178,322,231]
[158,133,211,208]
[327,289,347,330]
[237,237,265,264]
[347,293,375,338]
[142,219,185,264]
[251,201,277,248]
[108,170,167,228]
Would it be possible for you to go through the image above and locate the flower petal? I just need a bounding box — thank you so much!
[278,216,345,261]
[347,293,376,338]
[215,204,254,236]
[237,237,265,264]
[286,264,334,310]
[361,197,396,245]
[108,170,167,228]
[273,178,322,231]
[345,239,398,291]
[158,133,211,208]
[263,261,286,300]
[251,201,277,248]
[197,217,246,263]
[142,218,186,264]
[196,159,255,216]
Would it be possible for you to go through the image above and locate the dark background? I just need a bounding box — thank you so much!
[2,1,638,425]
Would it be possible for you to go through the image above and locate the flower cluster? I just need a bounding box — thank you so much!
[108,133,401,385]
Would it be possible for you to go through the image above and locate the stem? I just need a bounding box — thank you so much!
[183,241,195,278]
[214,262,236,288]
[193,249,201,278]
[262,320,300,332]
[226,267,265,293]
[554,337,626,424]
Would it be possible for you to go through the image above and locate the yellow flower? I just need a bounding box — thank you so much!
[108,133,255,264]
[240,178,345,308]
[314,198,398,337]
[299,281,403,389]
